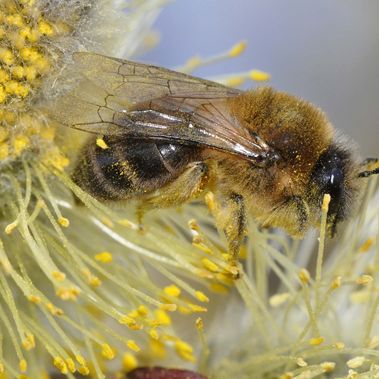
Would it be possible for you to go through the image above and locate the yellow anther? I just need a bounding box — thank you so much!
[56,287,81,301]
[22,333,35,350]
[58,217,70,227]
[356,274,373,286]
[46,302,64,316]
[309,336,324,346]
[75,355,86,366]
[347,356,365,369]
[174,340,195,362]
[160,303,177,312]
[204,191,216,212]
[228,41,247,57]
[137,305,149,316]
[321,362,336,373]
[0,69,10,83]
[65,358,76,373]
[359,238,374,253]
[201,258,219,272]
[122,353,138,371]
[94,251,113,263]
[296,357,307,367]
[0,87,6,104]
[13,135,30,155]
[154,309,171,326]
[209,283,229,294]
[331,276,342,289]
[53,356,67,374]
[77,366,90,376]
[38,20,54,35]
[0,127,8,143]
[96,137,109,149]
[28,295,41,304]
[149,329,159,340]
[19,359,27,372]
[299,268,311,285]
[52,271,66,281]
[119,316,143,330]
[5,81,29,98]
[101,343,115,360]
[249,69,271,81]
[127,340,140,352]
[163,284,181,297]
[195,317,204,331]
[150,338,166,359]
[269,292,290,307]
[188,303,207,313]
[5,220,18,234]
[6,14,24,27]
[12,66,25,79]
[195,291,209,303]
[0,48,15,65]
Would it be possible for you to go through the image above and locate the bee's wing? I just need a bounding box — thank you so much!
[51,52,276,164]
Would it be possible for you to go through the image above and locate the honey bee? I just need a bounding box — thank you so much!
[52,52,378,258]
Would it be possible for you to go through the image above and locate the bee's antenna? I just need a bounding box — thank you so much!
[358,157,379,178]
[358,167,379,178]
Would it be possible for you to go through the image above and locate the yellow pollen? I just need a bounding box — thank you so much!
[19,359,27,372]
[174,340,195,362]
[5,220,18,234]
[46,302,64,316]
[296,357,307,367]
[269,292,290,307]
[149,329,159,340]
[122,353,138,371]
[249,69,271,81]
[137,305,149,316]
[96,137,109,149]
[58,217,70,227]
[66,358,76,373]
[209,283,229,294]
[299,268,311,285]
[101,343,116,360]
[28,294,42,304]
[163,284,181,297]
[56,287,81,301]
[195,291,209,303]
[126,340,140,352]
[309,336,325,346]
[322,193,331,210]
[228,41,247,57]
[77,366,90,376]
[53,356,68,374]
[94,251,113,263]
[359,238,374,253]
[22,333,35,350]
[154,309,171,326]
[331,276,342,289]
[195,317,204,331]
[75,355,86,366]
[201,258,219,272]
[52,271,66,281]
[38,20,54,35]
[356,274,373,286]
[321,362,336,373]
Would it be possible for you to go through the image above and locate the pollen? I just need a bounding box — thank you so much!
[19,359,27,372]
[95,251,113,263]
[126,340,140,352]
[356,274,373,286]
[174,340,195,362]
[101,343,116,360]
[309,336,325,346]
[321,362,336,373]
[51,271,66,281]
[22,333,35,350]
[53,357,68,374]
[347,356,366,369]
[195,291,209,303]
[122,353,138,371]
[96,137,109,149]
[299,268,311,285]
[249,69,271,81]
[163,284,181,297]
[359,238,374,253]
[228,40,247,57]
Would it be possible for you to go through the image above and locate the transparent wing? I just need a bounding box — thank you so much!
[50,52,277,164]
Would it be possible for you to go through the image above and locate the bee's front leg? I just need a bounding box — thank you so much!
[207,192,247,264]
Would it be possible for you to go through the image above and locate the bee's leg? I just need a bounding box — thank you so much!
[208,192,247,264]
[137,162,209,217]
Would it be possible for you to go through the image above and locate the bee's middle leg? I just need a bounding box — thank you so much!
[208,192,247,263]
[137,162,209,221]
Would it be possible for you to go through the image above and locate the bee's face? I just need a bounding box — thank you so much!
[308,143,360,236]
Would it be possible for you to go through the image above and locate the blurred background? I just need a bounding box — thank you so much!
[142,0,379,156]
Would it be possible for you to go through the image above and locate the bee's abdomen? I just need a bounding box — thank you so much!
[73,137,199,201]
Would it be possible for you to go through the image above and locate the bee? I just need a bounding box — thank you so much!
[52,52,378,259]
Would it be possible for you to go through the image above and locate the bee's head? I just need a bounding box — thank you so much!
[309,143,359,237]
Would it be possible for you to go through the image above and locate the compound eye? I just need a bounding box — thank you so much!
[327,167,344,199]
